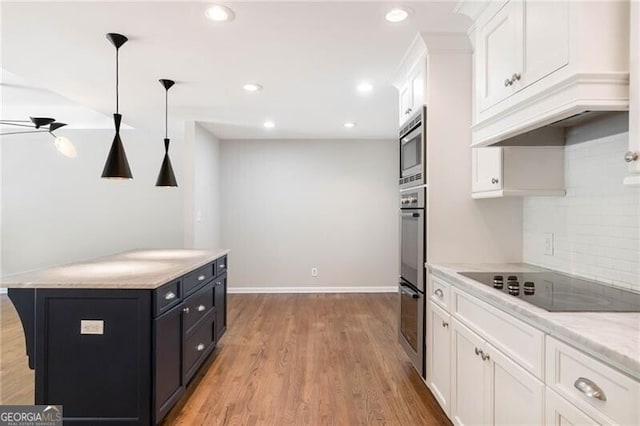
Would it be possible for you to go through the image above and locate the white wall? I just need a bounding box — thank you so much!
[524,114,640,290]
[220,139,399,291]
[1,128,183,275]
[183,122,221,249]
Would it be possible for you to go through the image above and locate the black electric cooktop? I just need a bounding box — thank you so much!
[459,271,640,312]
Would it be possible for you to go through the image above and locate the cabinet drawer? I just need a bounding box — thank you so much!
[546,337,640,425]
[546,388,601,426]
[183,263,214,296]
[183,283,214,335]
[430,276,450,310]
[451,287,544,379]
[183,312,215,383]
[215,256,227,277]
[154,280,181,316]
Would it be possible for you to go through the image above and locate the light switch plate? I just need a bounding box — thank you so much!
[544,233,554,256]
[80,320,104,335]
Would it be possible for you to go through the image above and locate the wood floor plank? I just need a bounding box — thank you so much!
[0,293,449,425]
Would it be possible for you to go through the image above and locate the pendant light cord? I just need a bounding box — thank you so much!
[115,48,120,114]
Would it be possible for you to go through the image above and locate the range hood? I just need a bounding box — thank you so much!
[491,111,630,147]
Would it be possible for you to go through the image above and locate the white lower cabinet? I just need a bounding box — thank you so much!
[546,388,601,426]
[426,300,452,415]
[451,318,543,426]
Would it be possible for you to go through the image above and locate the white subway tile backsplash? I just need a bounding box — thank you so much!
[523,127,640,291]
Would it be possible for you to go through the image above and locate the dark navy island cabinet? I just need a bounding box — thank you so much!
[8,254,228,426]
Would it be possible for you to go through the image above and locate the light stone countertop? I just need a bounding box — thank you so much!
[1,249,230,290]
[428,262,640,380]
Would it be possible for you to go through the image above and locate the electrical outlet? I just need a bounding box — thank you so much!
[80,320,104,335]
[544,233,554,256]
[311,267,318,277]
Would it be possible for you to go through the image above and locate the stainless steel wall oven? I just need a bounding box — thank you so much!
[399,106,426,190]
[398,187,426,377]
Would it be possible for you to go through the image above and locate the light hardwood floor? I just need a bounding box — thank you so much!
[1,293,449,425]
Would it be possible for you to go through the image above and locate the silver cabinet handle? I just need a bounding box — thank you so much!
[481,352,490,361]
[183,307,190,314]
[512,72,521,82]
[442,321,449,328]
[475,347,482,356]
[491,178,499,184]
[164,291,176,301]
[219,264,226,269]
[216,281,222,287]
[625,151,639,163]
[504,78,511,87]
[434,288,444,298]
[196,343,205,352]
[198,274,206,281]
[574,377,607,401]
[197,305,206,312]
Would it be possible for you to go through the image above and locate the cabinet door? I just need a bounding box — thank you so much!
[477,0,523,111]
[520,0,569,90]
[486,342,544,425]
[409,65,425,113]
[546,388,602,426]
[427,301,451,415]
[451,319,489,426]
[472,148,503,193]
[399,83,412,123]
[154,303,185,423]
[214,273,227,340]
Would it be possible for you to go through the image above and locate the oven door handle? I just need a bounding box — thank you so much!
[399,285,420,299]
[401,212,421,218]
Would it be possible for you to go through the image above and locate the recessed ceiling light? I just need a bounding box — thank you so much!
[357,82,373,93]
[205,5,235,22]
[385,8,409,23]
[263,121,275,129]
[344,122,356,128]
[243,83,263,92]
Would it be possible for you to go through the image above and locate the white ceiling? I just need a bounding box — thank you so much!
[1,1,470,140]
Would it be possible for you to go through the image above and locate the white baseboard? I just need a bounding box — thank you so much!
[228,286,397,294]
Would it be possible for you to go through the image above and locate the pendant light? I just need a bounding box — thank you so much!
[156,79,178,187]
[101,33,133,180]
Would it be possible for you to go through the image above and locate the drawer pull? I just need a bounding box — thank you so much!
[183,307,190,314]
[198,274,206,281]
[196,343,205,352]
[219,264,226,269]
[434,288,444,298]
[442,321,449,328]
[197,304,206,312]
[164,291,176,301]
[574,377,607,401]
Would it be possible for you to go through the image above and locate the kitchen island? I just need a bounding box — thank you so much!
[2,249,229,425]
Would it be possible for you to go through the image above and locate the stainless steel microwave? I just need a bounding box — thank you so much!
[399,106,426,190]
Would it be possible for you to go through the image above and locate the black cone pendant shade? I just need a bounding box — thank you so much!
[156,138,178,187]
[102,113,132,179]
[156,79,178,187]
[102,33,133,180]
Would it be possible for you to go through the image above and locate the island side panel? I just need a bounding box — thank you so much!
[7,288,36,369]
[34,289,152,425]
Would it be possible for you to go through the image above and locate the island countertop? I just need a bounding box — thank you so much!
[428,262,640,380]
[0,249,230,289]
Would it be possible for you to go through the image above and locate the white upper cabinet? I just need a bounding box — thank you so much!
[457,0,630,147]
[393,37,427,125]
[477,0,523,112]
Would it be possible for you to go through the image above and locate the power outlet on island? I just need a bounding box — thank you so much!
[544,233,554,256]
[311,267,318,277]
[80,320,104,335]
